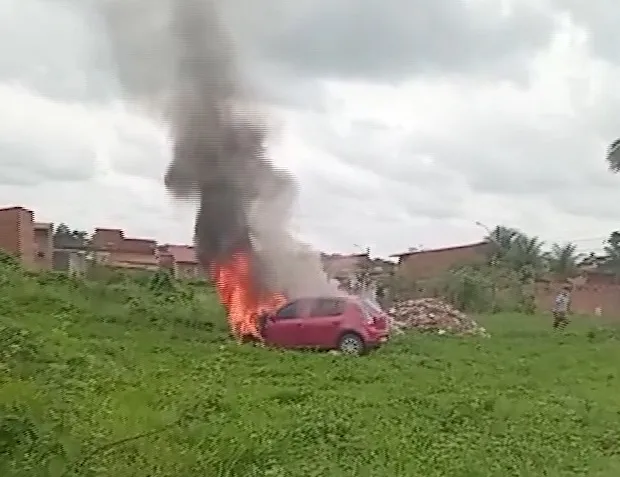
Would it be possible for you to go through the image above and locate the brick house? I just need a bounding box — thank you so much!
[0,206,35,267]
[391,241,491,281]
[321,253,369,282]
[90,228,158,270]
[34,222,54,270]
[157,244,204,280]
[0,206,53,270]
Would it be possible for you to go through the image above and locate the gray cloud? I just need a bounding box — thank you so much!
[3,0,620,258]
[106,121,170,180]
[301,117,468,215]
[552,1,620,65]
[392,84,620,225]
[2,0,559,110]
[413,119,594,196]
[296,134,467,223]
[0,82,100,187]
[0,137,95,186]
[231,0,557,83]
[0,178,191,245]
[0,0,116,103]
[248,66,330,113]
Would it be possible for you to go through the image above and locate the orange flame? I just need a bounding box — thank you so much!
[211,252,286,340]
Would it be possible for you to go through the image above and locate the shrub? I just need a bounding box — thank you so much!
[389,263,537,314]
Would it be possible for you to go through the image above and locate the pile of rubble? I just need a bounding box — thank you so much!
[388,298,488,337]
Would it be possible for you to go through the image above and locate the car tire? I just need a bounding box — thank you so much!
[337,332,366,356]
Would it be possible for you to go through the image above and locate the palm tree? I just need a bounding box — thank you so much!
[606,139,620,172]
[546,242,583,281]
[53,223,89,249]
[600,231,620,280]
[485,225,522,262]
[505,234,547,281]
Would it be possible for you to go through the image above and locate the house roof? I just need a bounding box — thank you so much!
[161,244,198,264]
[0,206,32,213]
[390,241,489,258]
[122,238,157,251]
[91,228,123,248]
[321,252,368,259]
[91,228,156,254]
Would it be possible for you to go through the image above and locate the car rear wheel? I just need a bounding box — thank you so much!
[337,333,365,356]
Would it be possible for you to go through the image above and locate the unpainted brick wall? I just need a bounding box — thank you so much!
[0,207,35,267]
[536,282,620,318]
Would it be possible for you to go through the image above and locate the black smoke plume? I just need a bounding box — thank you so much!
[100,0,337,298]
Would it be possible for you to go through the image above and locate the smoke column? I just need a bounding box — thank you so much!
[100,0,338,298]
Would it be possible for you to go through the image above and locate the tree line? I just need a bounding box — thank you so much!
[484,225,620,283]
[381,225,620,313]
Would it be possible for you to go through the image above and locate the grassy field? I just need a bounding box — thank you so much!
[2,263,620,476]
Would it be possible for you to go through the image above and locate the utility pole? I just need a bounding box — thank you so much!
[352,244,372,299]
[476,221,499,312]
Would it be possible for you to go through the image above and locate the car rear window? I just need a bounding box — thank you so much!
[362,299,384,315]
[359,298,386,319]
[308,298,347,317]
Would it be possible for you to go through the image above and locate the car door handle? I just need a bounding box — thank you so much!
[295,323,302,327]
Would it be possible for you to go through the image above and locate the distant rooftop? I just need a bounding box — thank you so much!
[390,241,489,258]
[160,244,198,264]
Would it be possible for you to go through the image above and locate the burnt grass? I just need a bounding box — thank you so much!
[1,263,620,476]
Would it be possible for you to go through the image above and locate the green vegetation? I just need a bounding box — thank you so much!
[606,138,620,173]
[387,225,620,315]
[2,253,620,476]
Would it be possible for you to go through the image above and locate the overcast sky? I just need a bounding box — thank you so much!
[1,0,619,257]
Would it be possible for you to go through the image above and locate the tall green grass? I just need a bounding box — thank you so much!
[1,259,620,476]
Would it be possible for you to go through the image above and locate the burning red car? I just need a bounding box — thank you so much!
[255,296,390,355]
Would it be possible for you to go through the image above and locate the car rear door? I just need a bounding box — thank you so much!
[297,298,347,349]
[262,300,307,348]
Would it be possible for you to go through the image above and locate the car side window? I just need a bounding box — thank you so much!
[274,301,300,319]
[309,298,346,317]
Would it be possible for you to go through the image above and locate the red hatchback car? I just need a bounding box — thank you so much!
[258,296,390,355]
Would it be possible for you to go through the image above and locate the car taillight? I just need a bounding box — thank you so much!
[359,303,386,328]
[365,315,385,326]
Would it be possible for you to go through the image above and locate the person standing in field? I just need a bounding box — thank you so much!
[552,285,572,330]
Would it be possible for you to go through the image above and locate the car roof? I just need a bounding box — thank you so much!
[291,296,357,303]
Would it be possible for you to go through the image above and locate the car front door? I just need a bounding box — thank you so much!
[297,298,346,349]
[262,300,306,348]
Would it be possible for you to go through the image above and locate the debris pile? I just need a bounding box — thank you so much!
[388,298,488,336]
